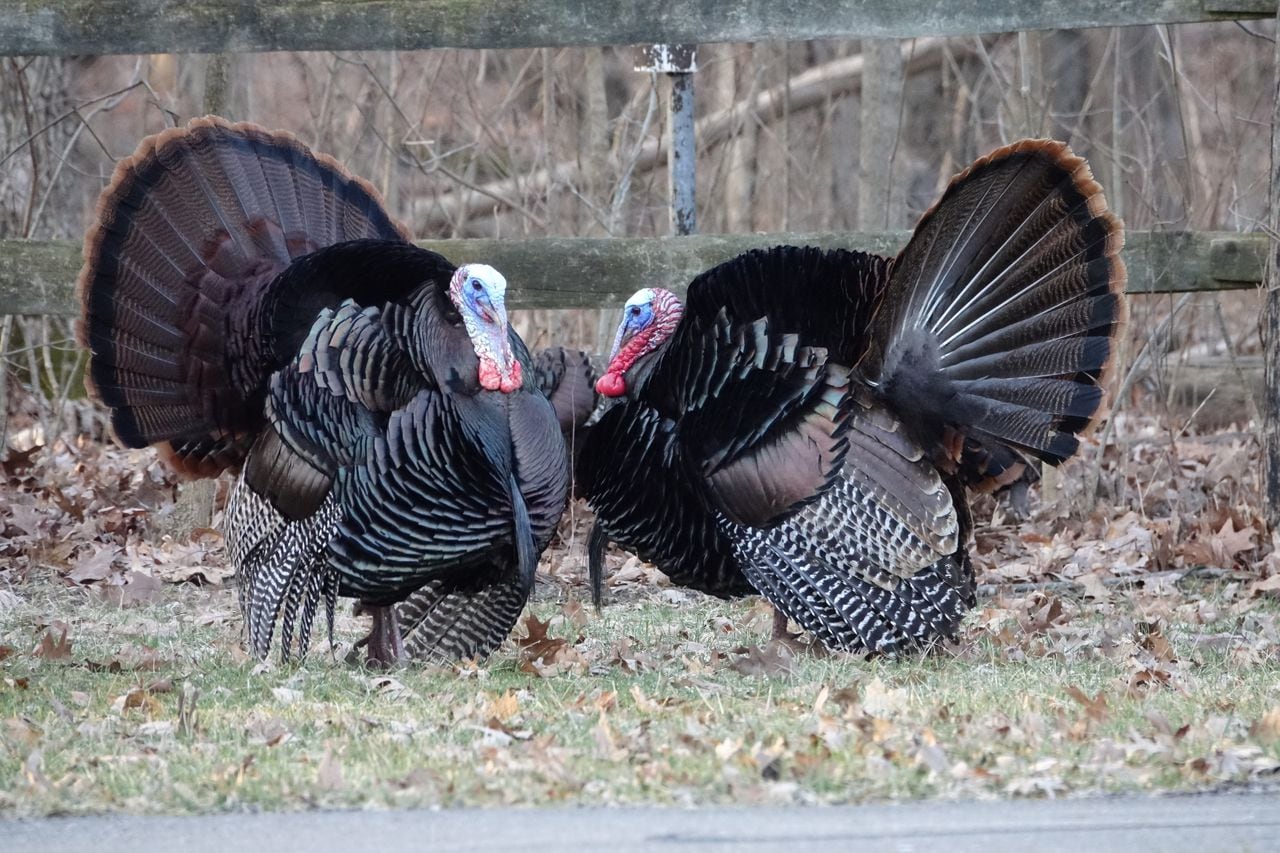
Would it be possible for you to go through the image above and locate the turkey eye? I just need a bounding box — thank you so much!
[629,306,641,317]
[471,279,483,292]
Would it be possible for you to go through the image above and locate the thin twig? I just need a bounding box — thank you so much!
[0,81,147,168]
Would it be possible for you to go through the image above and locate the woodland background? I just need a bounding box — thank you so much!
[2,24,1280,813]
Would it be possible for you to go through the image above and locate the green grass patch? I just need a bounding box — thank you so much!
[2,569,1279,816]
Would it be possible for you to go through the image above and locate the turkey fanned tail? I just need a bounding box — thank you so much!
[77,116,411,477]
[866,139,1127,487]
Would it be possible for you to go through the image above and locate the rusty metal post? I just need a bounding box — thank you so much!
[637,44,698,235]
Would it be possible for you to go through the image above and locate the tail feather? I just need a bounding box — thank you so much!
[226,474,341,661]
[942,288,1121,366]
[726,446,970,653]
[868,139,1126,478]
[397,576,527,663]
[532,346,598,435]
[955,378,1102,419]
[78,116,410,476]
[931,216,1116,345]
[943,336,1112,383]
[738,533,968,654]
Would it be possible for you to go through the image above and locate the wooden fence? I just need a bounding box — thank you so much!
[0,231,1270,314]
[1,0,1279,516]
[0,1,1273,54]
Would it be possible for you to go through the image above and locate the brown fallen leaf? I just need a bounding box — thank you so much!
[1065,686,1109,722]
[1,444,42,476]
[0,645,13,662]
[560,597,590,628]
[1020,595,1068,635]
[1250,707,1280,744]
[863,677,910,716]
[99,571,162,608]
[3,717,41,749]
[1248,575,1280,598]
[86,644,167,673]
[110,686,161,716]
[246,715,292,747]
[156,564,233,587]
[1126,667,1172,696]
[33,627,72,661]
[517,614,567,657]
[592,710,627,761]
[1183,518,1258,569]
[1137,621,1177,663]
[611,637,652,673]
[1077,572,1111,602]
[726,641,795,678]
[488,690,520,722]
[1212,518,1257,565]
[66,546,120,586]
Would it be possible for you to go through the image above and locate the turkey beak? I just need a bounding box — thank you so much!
[475,291,501,326]
[608,315,637,362]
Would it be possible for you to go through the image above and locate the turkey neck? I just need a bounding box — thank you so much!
[614,341,669,403]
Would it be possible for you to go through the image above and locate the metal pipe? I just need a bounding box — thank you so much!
[637,44,698,235]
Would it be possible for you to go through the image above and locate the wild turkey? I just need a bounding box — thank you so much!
[78,117,569,665]
[395,344,595,660]
[577,140,1127,652]
[532,346,598,438]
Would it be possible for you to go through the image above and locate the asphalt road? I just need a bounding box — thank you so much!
[7,791,1279,852]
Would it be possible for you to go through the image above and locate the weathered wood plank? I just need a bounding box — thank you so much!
[0,231,1267,317]
[0,1,1274,57]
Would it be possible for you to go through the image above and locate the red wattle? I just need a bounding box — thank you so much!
[477,362,500,390]
[480,357,522,393]
[596,371,626,398]
[499,360,522,393]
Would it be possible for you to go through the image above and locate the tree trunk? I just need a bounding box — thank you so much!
[828,41,859,230]
[714,44,758,232]
[858,39,905,230]
[579,47,610,235]
[1264,5,1280,532]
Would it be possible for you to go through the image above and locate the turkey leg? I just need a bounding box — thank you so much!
[353,604,406,668]
[771,607,798,642]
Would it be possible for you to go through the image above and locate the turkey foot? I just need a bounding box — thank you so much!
[353,604,406,668]
[771,607,799,643]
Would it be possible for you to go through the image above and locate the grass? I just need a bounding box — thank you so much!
[2,564,1279,816]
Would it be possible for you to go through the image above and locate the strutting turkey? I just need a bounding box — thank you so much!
[577,140,1127,653]
[395,344,596,660]
[78,117,569,665]
[531,346,598,439]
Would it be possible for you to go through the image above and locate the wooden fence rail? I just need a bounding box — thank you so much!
[0,231,1268,316]
[0,0,1274,55]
